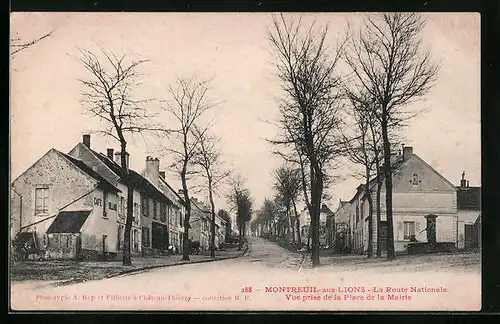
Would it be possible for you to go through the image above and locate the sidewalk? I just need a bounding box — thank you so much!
[10,247,247,287]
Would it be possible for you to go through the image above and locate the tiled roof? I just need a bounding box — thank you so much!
[91,150,172,204]
[46,210,92,234]
[457,186,481,210]
[58,151,120,193]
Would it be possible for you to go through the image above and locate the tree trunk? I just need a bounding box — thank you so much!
[292,198,301,245]
[238,224,242,251]
[181,168,191,261]
[208,177,216,258]
[381,116,395,260]
[366,169,373,258]
[376,174,383,257]
[287,206,295,244]
[120,148,133,266]
[309,168,323,267]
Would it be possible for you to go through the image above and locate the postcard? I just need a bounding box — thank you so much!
[9,12,481,311]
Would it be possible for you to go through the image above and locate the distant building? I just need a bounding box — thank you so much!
[189,197,211,252]
[299,204,334,247]
[328,200,351,251]
[456,172,481,250]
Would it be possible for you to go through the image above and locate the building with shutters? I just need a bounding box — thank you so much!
[68,135,182,257]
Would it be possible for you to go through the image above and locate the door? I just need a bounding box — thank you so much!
[378,222,388,251]
[102,235,107,260]
[465,224,474,250]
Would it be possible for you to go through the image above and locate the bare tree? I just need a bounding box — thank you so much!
[191,127,231,257]
[227,176,253,250]
[11,30,53,57]
[78,47,160,266]
[341,92,379,258]
[343,13,439,260]
[272,165,302,245]
[267,14,346,267]
[161,76,215,261]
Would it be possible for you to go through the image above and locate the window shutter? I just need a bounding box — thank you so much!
[397,222,403,241]
[415,222,420,237]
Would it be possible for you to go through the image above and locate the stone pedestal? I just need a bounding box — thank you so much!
[425,214,438,245]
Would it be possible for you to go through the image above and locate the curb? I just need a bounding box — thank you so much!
[53,248,249,287]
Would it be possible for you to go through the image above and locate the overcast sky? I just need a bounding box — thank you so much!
[10,12,480,212]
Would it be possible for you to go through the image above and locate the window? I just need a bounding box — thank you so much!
[117,225,123,250]
[411,174,419,186]
[169,207,175,226]
[404,221,416,240]
[142,226,150,247]
[133,229,139,251]
[160,203,167,222]
[153,201,158,220]
[35,187,49,215]
[133,203,139,222]
[103,191,108,218]
[142,196,149,217]
[118,196,124,216]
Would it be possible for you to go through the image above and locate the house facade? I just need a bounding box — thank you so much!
[141,156,186,254]
[68,135,175,257]
[299,204,333,247]
[189,197,211,252]
[456,172,481,250]
[349,146,458,254]
[11,147,121,260]
[328,200,351,252]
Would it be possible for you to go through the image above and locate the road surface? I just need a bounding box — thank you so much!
[10,237,480,311]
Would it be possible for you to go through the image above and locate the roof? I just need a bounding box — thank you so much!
[46,210,92,233]
[91,150,172,204]
[321,204,334,216]
[57,151,120,193]
[457,186,481,210]
[339,200,349,208]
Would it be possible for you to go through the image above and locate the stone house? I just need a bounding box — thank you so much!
[10,147,121,260]
[349,146,458,254]
[327,200,351,251]
[299,204,334,247]
[189,197,211,252]
[456,172,481,250]
[141,156,186,254]
[68,135,173,257]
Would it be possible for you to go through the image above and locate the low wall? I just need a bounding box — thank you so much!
[407,242,457,255]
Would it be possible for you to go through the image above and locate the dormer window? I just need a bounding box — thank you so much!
[411,174,420,186]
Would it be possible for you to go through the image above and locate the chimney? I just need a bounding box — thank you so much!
[460,171,467,189]
[467,180,470,188]
[114,151,130,170]
[82,134,91,148]
[159,171,165,179]
[145,156,160,186]
[107,148,114,160]
[403,146,413,161]
[178,189,184,196]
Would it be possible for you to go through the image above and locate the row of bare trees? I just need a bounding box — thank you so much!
[267,13,439,266]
